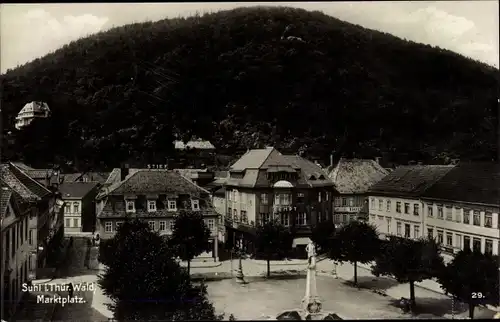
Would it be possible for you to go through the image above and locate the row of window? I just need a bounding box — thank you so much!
[334,213,354,223]
[4,216,31,260]
[64,202,81,214]
[65,217,81,228]
[334,197,364,208]
[103,218,216,232]
[427,206,495,228]
[125,199,200,213]
[427,227,496,255]
[371,198,420,215]
[228,191,329,205]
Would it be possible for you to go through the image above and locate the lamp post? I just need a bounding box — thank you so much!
[234,240,246,284]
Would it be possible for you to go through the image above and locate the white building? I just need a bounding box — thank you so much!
[14,101,51,130]
[422,162,500,258]
[367,165,455,241]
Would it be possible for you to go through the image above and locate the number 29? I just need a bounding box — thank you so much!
[472,292,483,299]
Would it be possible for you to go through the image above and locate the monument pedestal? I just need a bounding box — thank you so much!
[234,257,246,284]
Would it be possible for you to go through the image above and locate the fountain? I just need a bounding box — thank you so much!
[275,241,343,320]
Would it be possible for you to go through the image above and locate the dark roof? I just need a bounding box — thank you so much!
[214,187,226,196]
[59,182,100,199]
[25,169,52,179]
[368,165,455,198]
[214,170,228,178]
[108,169,209,196]
[1,186,12,217]
[422,162,500,206]
[328,158,389,194]
[11,162,34,171]
[0,163,51,201]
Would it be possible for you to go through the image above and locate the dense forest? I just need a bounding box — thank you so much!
[1,6,498,170]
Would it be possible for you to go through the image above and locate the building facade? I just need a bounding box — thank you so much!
[223,147,335,255]
[60,182,100,234]
[1,184,31,320]
[96,168,220,260]
[367,165,455,241]
[14,101,50,130]
[328,158,388,226]
[422,162,500,258]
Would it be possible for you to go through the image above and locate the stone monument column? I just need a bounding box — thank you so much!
[302,241,322,318]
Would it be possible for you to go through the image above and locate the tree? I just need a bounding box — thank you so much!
[310,220,336,253]
[255,219,293,277]
[169,210,212,275]
[437,249,499,319]
[372,236,444,311]
[98,219,224,320]
[328,221,380,286]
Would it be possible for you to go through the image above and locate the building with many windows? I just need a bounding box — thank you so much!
[328,158,388,226]
[367,165,455,240]
[60,182,100,234]
[14,101,51,130]
[96,168,220,260]
[422,162,500,259]
[223,147,334,256]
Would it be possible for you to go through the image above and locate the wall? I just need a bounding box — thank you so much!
[63,199,82,233]
[82,186,99,232]
[333,194,365,225]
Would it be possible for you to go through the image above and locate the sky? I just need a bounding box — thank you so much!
[1,1,498,73]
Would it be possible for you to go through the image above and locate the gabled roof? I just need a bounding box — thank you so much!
[25,169,53,179]
[174,139,215,150]
[107,169,210,196]
[1,180,26,218]
[59,182,100,199]
[11,162,34,171]
[328,158,389,194]
[422,162,500,207]
[18,101,50,114]
[0,163,51,201]
[62,172,110,184]
[230,147,277,170]
[368,165,455,198]
[62,173,83,182]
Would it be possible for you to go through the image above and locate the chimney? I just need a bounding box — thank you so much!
[374,157,381,165]
[330,154,334,167]
[120,164,130,181]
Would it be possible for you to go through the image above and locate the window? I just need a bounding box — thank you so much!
[377,215,384,222]
[126,200,135,212]
[404,203,410,214]
[386,200,391,212]
[341,198,347,206]
[485,239,493,255]
[281,213,289,226]
[233,190,238,202]
[484,212,492,228]
[437,206,443,219]
[386,217,391,233]
[116,222,123,231]
[427,205,433,217]
[228,191,232,201]
[473,211,480,226]
[334,214,341,223]
[191,199,200,211]
[233,209,238,222]
[207,219,215,230]
[276,193,291,205]
[73,202,80,213]
[396,222,402,236]
[145,200,156,212]
[414,225,420,239]
[455,234,462,250]
[65,218,71,228]
[378,200,383,211]
[105,222,113,232]
[260,193,268,205]
[463,209,470,224]
[148,221,155,230]
[296,213,307,226]
[241,210,248,223]
[260,213,270,224]
[446,232,453,246]
[65,204,71,214]
[169,220,175,231]
[445,207,452,221]
[472,238,481,252]
[73,218,79,228]
[344,214,349,222]
[404,224,410,238]
[334,198,341,207]
[159,221,166,231]
[463,236,471,250]
[437,230,443,244]
[396,202,402,213]
[370,198,375,209]
[29,229,33,245]
[348,198,354,207]
[228,207,232,217]
[454,208,462,223]
[168,200,177,211]
[326,193,329,201]
[413,204,420,216]
[318,192,322,202]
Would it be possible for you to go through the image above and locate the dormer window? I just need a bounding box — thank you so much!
[167,200,177,211]
[191,199,200,211]
[126,200,135,213]
[148,200,157,212]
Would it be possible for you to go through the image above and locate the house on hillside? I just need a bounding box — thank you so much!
[224,147,335,257]
[60,182,100,234]
[62,172,110,184]
[327,158,389,225]
[174,168,215,188]
[367,165,455,243]
[421,162,500,258]
[96,168,220,261]
[1,183,31,319]
[174,138,215,151]
[15,101,50,130]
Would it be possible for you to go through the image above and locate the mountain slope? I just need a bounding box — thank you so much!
[1,6,498,169]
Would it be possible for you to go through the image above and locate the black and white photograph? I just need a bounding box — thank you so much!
[0,1,499,321]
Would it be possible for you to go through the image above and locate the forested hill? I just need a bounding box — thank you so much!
[1,6,498,170]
